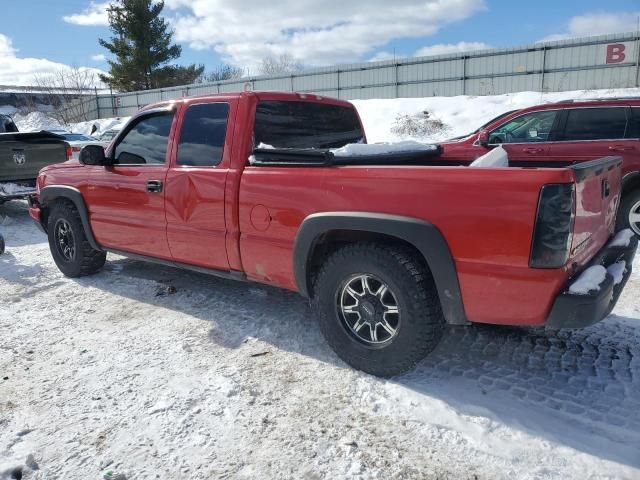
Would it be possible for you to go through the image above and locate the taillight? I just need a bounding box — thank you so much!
[530,183,575,268]
[66,146,72,160]
[72,146,81,152]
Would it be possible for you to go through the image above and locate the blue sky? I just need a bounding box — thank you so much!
[0,0,638,84]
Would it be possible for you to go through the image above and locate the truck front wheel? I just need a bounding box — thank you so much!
[617,189,640,235]
[312,243,445,377]
[47,202,106,277]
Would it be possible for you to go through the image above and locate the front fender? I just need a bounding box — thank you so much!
[39,185,102,251]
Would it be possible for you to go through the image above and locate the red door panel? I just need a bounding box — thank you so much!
[87,165,171,258]
[165,168,229,269]
[164,100,236,271]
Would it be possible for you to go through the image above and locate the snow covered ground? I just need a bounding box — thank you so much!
[1,201,639,479]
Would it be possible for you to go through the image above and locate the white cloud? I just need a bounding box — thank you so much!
[63,0,486,68]
[540,12,640,42]
[415,41,491,57]
[0,33,104,86]
[63,1,110,26]
[91,53,106,62]
[164,0,486,68]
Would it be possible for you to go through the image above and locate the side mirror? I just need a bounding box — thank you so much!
[477,129,490,146]
[79,145,107,166]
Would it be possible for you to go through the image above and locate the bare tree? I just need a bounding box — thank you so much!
[34,67,100,125]
[202,64,245,83]
[258,54,303,76]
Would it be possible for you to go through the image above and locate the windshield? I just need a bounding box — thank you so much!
[447,109,518,141]
[254,100,364,149]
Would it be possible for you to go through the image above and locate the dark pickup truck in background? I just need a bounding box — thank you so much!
[29,92,636,376]
[0,114,69,203]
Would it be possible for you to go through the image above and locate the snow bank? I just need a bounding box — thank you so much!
[12,111,64,132]
[607,261,627,285]
[330,140,437,157]
[568,265,608,295]
[608,229,635,248]
[0,105,17,116]
[0,183,35,196]
[352,87,640,143]
[72,117,129,136]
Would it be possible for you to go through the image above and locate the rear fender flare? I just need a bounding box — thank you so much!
[40,185,102,251]
[293,212,468,325]
[622,171,640,195]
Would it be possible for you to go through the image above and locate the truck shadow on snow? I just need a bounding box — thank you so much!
[80,256,640,469]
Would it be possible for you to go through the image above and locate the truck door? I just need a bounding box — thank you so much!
[486,109,560,165]
[164,101,235,270]
[86,109,175,259]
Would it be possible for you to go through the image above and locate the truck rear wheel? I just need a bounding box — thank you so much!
[47,202,106,277]
[617,190,640,235]
[312,243,445,377]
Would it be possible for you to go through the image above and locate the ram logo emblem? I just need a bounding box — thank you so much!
[13,150,26,165]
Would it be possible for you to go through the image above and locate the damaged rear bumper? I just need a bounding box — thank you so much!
[546,234,638,328]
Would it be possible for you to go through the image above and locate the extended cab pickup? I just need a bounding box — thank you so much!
[29,92,637,376]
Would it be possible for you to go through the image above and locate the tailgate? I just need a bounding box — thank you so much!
[568,156,622,268]
[0,132,68,183]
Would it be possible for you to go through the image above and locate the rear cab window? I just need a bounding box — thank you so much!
[254,100,364,149]
[177,103,229,167]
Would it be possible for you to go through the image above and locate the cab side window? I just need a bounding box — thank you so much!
[113,112,174,165]
[560,107,627,141]
[489,110,558,144]
[177,103,229,167]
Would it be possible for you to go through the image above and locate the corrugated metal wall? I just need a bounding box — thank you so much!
[95,32,640,119]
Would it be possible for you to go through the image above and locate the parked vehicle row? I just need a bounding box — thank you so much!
[27,91,636,376]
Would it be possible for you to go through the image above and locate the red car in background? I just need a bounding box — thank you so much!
[438,98,640,234]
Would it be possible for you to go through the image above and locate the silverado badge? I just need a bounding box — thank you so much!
[13,150,26,165]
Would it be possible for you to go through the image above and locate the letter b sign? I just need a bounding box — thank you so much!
[606,44,626,64]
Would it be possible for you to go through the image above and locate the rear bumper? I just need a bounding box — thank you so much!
[546,235,637,328]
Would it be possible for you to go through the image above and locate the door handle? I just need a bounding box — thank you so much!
[608,145,634,152]
[146,180,163,193]
[522,147,544,153]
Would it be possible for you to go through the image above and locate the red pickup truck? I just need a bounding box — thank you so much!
[437,98,640,234]
[29,92,637,376]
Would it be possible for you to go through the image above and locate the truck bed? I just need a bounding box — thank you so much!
[0,131,68,184]
[238,154,622,326]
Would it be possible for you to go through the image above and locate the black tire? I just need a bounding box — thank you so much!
[616,189,640,235]
[312,242,445,377]
[47,201,106,277]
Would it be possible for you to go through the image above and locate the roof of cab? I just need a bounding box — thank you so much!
[139,91,354,113]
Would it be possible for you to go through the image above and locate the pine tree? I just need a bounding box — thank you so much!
[98,0,204,92]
